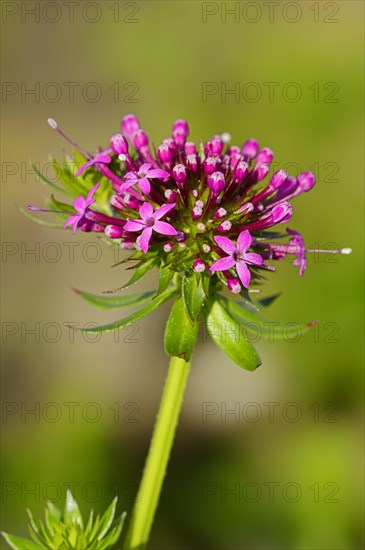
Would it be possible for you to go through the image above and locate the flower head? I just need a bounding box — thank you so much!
[35,115,351,297]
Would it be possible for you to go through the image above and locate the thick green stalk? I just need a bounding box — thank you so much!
[123,356,191,550]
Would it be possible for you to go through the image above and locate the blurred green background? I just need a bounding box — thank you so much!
[1,1,364,549]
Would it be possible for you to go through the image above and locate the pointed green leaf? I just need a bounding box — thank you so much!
[18,206,65,228]
[224,297,318,340]
[1,532,45,550]
[64,490,83,529]
[94,498,117,541]
[97,513,126,549]
[84,509,94,538]
[164,297,199,361]
[157,266,174,295]
[49,157,86,195]
[74,289,156,309]
[32,162,69,195]
[107,257,157,292]
[182,271,206,322]
[203,298,261,371]
[80,287,178,335]
[48,194,75,213]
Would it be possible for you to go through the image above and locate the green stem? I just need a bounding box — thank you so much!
[123,356,191,550]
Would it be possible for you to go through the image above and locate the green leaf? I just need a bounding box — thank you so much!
[74,289,156,310]
[32,162,69,195]
[106,257,157,293]
[91,498,117,542]
[18,206,65,228]
[157,266,174,295]
[64,490,83,529]
[224,297,318,341]
[97,513,126,549]
[80,287,178,335]
[164,297,199,361]
[49,157,86,195]
[182,271,206,322]
[1,532,45,550]
[48,194,75,213]
[203,298,261,371]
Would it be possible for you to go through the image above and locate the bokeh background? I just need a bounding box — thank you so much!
[1,1,364,549]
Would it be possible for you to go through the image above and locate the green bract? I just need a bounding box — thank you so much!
[1,491,125,550]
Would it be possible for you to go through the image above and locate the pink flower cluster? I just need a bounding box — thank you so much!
[37,115,351,294]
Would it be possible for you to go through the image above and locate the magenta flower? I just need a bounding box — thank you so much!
[64,183,99,234]
[119,163,170,195]
[210,230,264,288]
[124,202,178,253]
[38,114,351,295]
[75,150,112,177]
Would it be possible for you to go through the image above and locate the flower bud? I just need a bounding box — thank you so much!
[297,171,316,192]
[272,202,293,224]
[208,171,225,194]
[227,278,241,294]
[121,114,140,138]
[163,242,174,252]
[192,206,203,220]
[172,164,187,187]
[186,154,198,172]
[173,119,189,138]
[214,207,227,219]
[110,195,124,210]
[193,259,205,272]
[133,129,149,151]
[110,133,129,156]
[203,157,219,176]
[173,128,186,148]
[158,143,173,163]
[185,142,196,155]
[242,138,259,160]
[105,225,124,239]
[257,147,274,164]
[234,161,249,183]
[165,189,177,202]
[250,162,269,184]
[205,137,223,157]
[270,169,288,190]
[218,220,232,232]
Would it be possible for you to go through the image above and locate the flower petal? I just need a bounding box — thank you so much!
[237,230,252,253]
[139,226,153,253]
[73,196,86,213]
[139,201,154,220]
[153,202,176,220]
[153,221,178,236]
[118,182,134,195]
[214,236,236,255]
[210,255,236,272]
[95,153,112,164]
[147,168,170,179]
[138,177,151,194]
[244,252,264,266]
[124,220,145,232]
[236,260,251,288]
[86,182,100,204]
[139,163,151,175]
[76,160,92,177]
[64,215,80,235]
[124,171,139,180]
